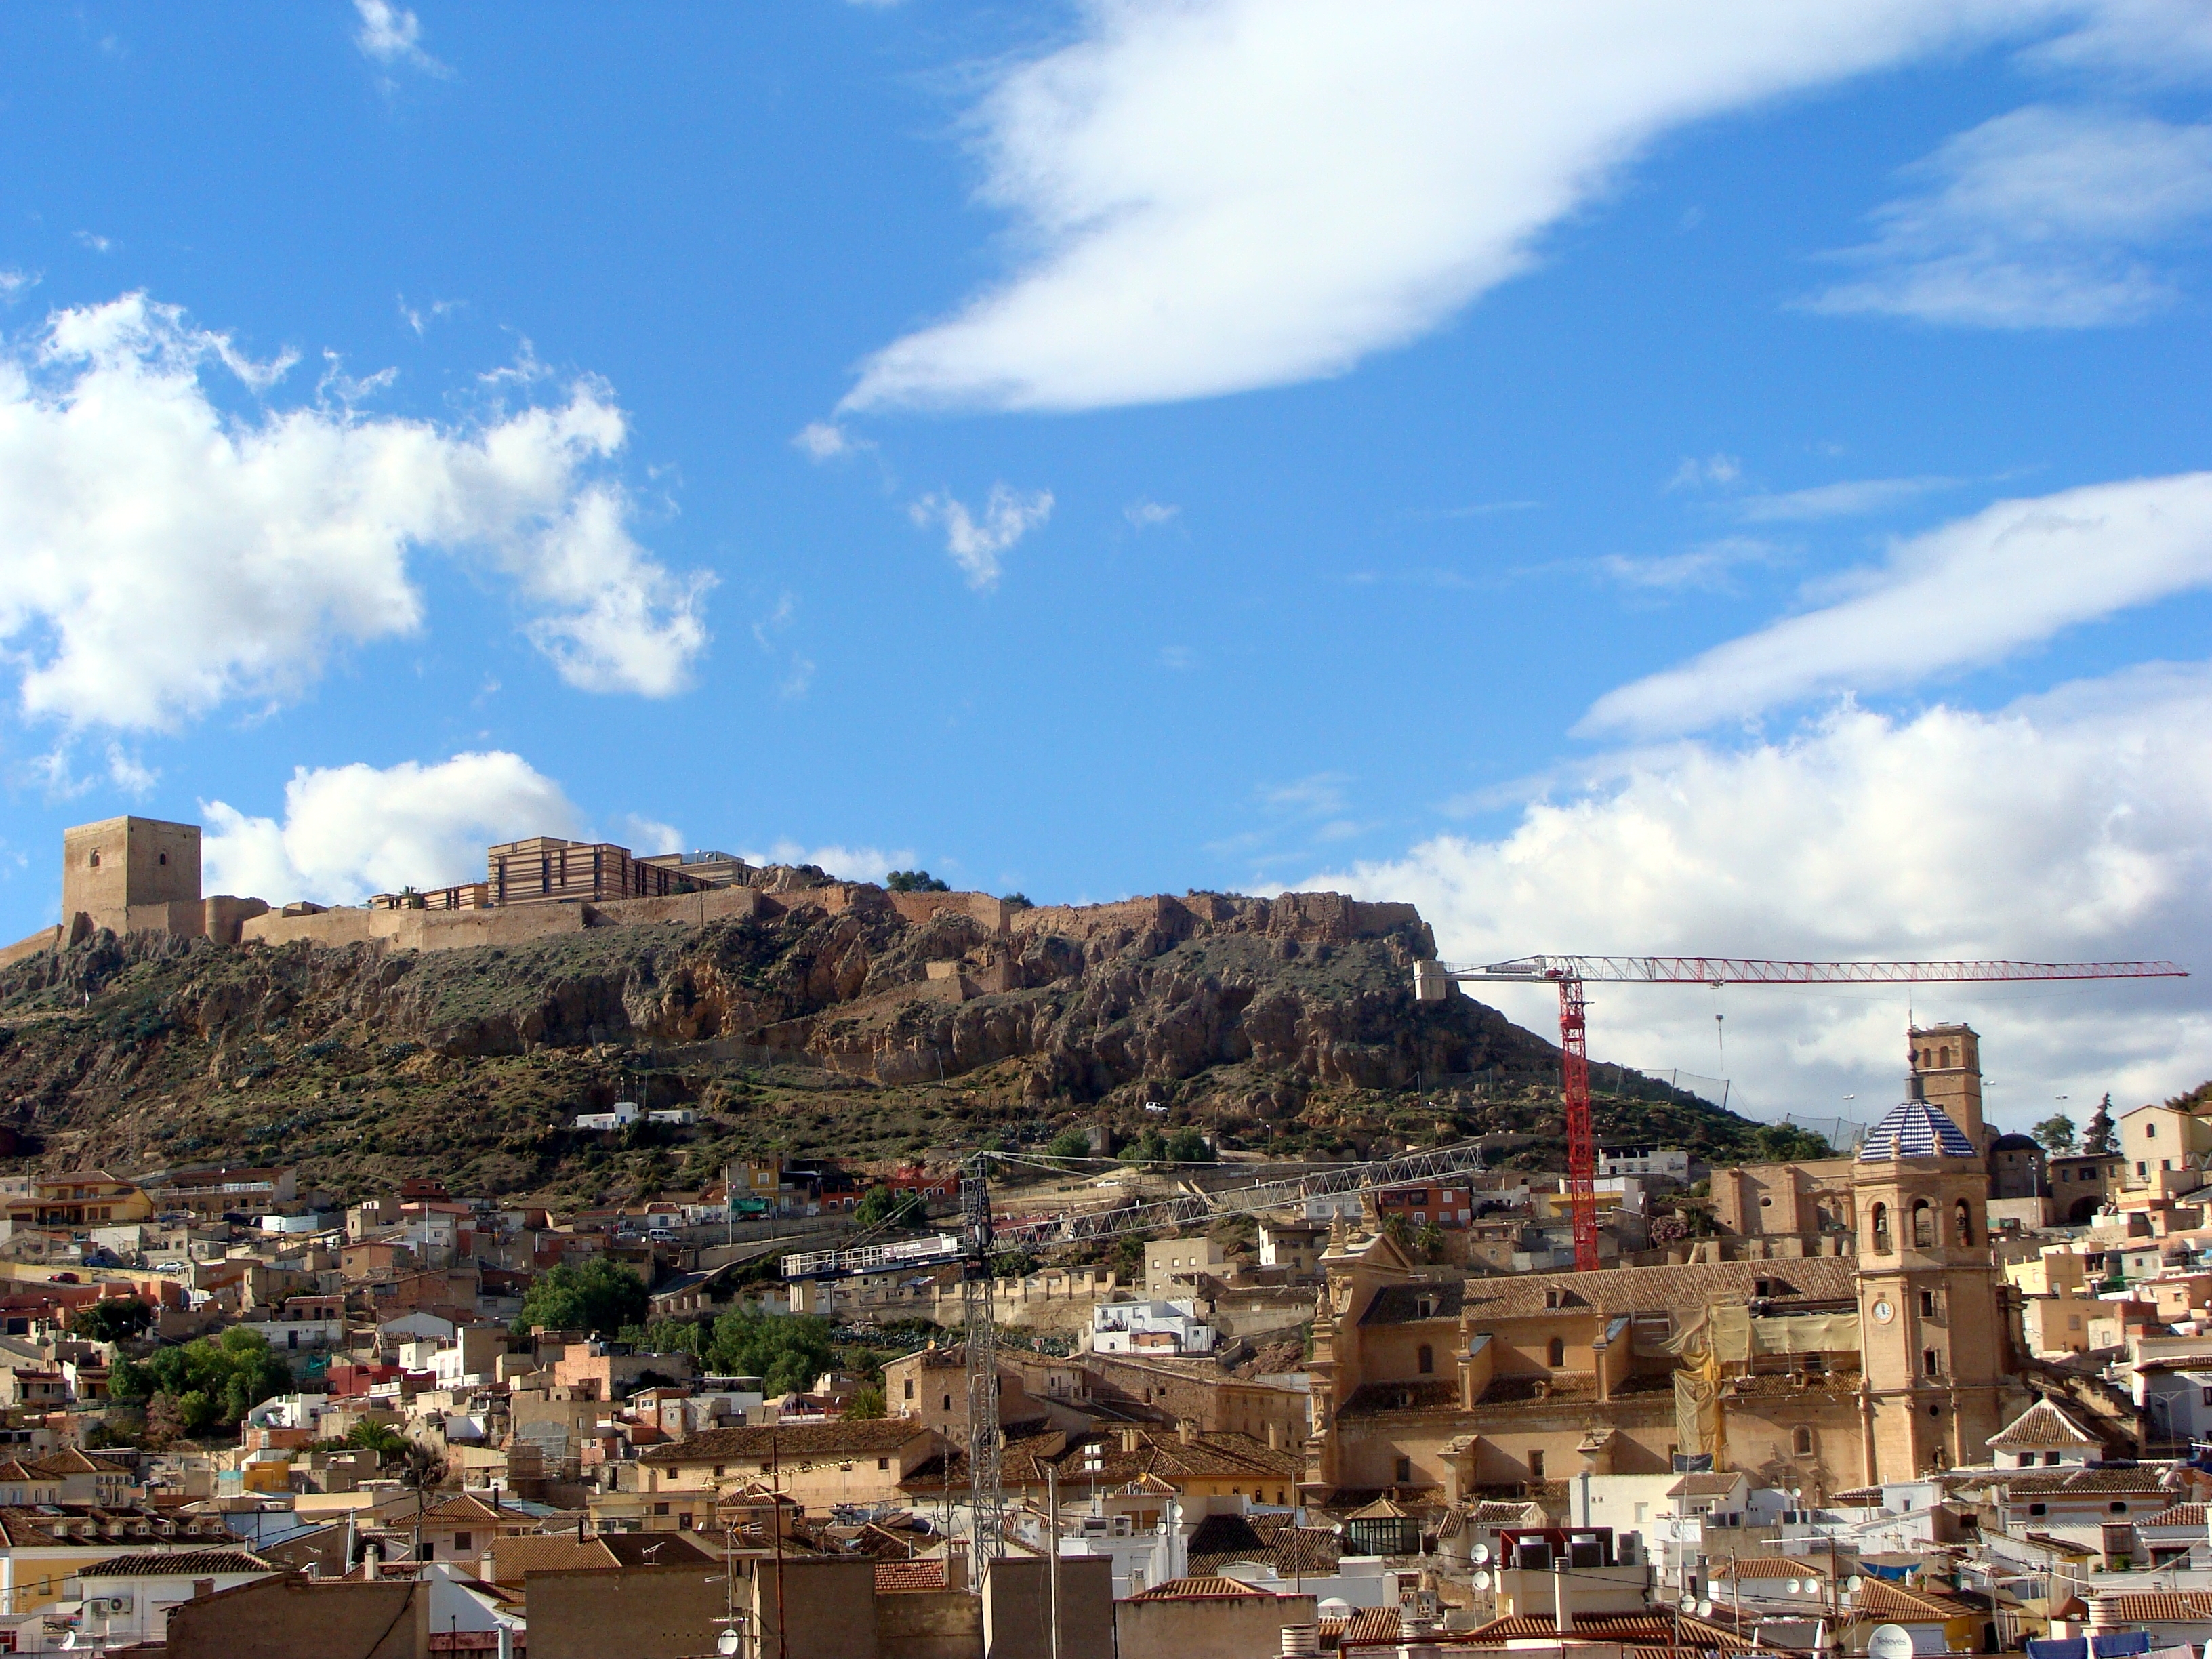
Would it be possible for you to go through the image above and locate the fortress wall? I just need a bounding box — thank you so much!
[592,886,766,928]
[124,900,208,940]
[201,896,270,945]
[0,926,60,968]
[886,890,1010,933]
[242,908,380,949]
[386,903,590,952]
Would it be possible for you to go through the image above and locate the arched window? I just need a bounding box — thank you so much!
[1912,1200,1936,1249]
[86,850,99,867]
[1955,1200,1973,1247]
[1417,1344,1434,1375]
[1870,1203,1891,1252]
[1793,1426,1815,1457]
[1546,1336,1565,1368]
[1941,1046,1953,1067]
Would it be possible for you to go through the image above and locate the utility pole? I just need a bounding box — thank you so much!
[771,1437,787,1659]
[1046,1462,1063,1659]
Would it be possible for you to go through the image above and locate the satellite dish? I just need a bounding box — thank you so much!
[717,1632,743,1657]
[1471,1544,1492,1565]
[1844,1576,1861,1594]
[1868,1624,1918,1659]
[1696,1599,1713,1618]
[1788,1580,1804,1595]
[1473,1570,1493,1591]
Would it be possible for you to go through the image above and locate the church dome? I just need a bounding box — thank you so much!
[1857,1098,1977,1161]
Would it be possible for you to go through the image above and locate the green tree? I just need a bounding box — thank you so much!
[518,1258,650,1337]
[855,1185,926,1229]
[2083,1094,2118,1155]
[346,1421,410,1465]
[2032,1114,2079,1154]
[705,1306,834,1394]
[112,1328,291,1434]
[1118,1128,1168,1164]
[73,1298,153,1344]
[1414,1221,1447,1263]
[845,1385,886,1420]
[1046,1128,1092,1160]
[1748,1124,1835,1162]
[1164,1128,1216,1164]
[885,870,950,893]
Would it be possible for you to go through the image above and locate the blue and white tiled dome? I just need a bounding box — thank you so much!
[1857,1098,1977,1161]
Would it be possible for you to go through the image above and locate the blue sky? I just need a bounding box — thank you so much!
[3,1,2210,1128]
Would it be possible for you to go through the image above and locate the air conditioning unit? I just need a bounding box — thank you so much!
[91,1593,132,1615]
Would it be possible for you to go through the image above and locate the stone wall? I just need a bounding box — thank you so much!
[1115,1589,1317,1659]
[165,1574,422,1659]
[876,1585,983,1659]
[529,1563,728,1659]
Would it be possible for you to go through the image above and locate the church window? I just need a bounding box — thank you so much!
[1941,1046,1952,1067]
[1394,1456,1412,1484]
[1418,1345,1433,1375]
[1920,1290,1938,1317]
[158,852,167,865]
[1528,1450,1545,1479]
[1923,1349,1941,1376]
[1912,1202,1936,1249]
[1793,1427,1815,1456]
[1955,1202,1973,1247]
[1547,1337,1565,1367]
[2146,1122,2156,1139]
[1871,1204,1891,1252]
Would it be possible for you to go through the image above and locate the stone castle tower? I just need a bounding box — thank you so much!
[61,816,201,939]
[1851,1076,2017,1481]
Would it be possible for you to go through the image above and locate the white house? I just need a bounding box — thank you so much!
[1090,1299,1216,1356]
[1302,1193,1367,1223]
[574,1101,643,1131]
[70,1549,281,1647]
[1599,1147,1691,1182]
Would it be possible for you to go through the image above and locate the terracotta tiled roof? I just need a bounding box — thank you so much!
[1342,1606,1401,1645]
[875,1559,947,1593]
[1716,1556,1830,1580]
[1454,1612,1757,1654]
[413,1494,538,1527]
[1988,1399,2102,1450]
[1668,1473,1745,1498]
[1999,1467,2175,1496]
[483,1535,612,1580]
[2092,1592,2212,1622]
[81,1548,274,1577]
[1124,1575,1275,1600]
[639,1420,929,1462]
[2139,1504,2212,1529]
[1360,1284,1467,1325]
[1830,1486,1882,1505]
[1454,1257,1857,1323]
[1854,1580,1976,1620]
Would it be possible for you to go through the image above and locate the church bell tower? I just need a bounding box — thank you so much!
[1853,1063,2014,1481]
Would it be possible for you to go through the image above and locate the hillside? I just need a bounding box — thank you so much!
[0,881,1777,1204]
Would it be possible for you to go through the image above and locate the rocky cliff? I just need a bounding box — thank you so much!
[0,880,1765,1203]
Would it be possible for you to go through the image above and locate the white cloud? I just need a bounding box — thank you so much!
[104,745,157,798]
[739,840,916,884]
[618,814,684,856]
[74,232,112,255]
[1583,470,2212,737]
[1734,476,1963,522]
[840,1,2086,414]
[352,0,449,77]
[1599,537,1781,592]
[908,484,1053,589]
[1124,498,1180,529]
[1808,105,2212,327]
[751,592,816,699]
[203,751,579,905]
[1666,453,1743,491]
[792,420,869,462]
[1307,664,2212,1128]
[0,293,710,731]
[0,271,38,304]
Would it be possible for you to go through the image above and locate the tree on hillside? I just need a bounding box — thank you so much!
[1748,1124,1834,1162]
[1164,1128,1216,1164]
[1046,1128,1092,1160]
[1117,1128,1168,1165]
[855,1185,926,1229]
[518,1259,649,1338]
[346,1421,411,1465]
[2083,1094,2117,1155]
[73,1298,153,1344]
[706,1306,834,1395]
[886,870,950,893]
[2031,1114,2078,1155]
[113,1328,291,1437]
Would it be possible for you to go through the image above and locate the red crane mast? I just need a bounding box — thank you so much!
[1429,954,2189,1272]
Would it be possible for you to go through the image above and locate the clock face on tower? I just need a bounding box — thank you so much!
[1870,1298,1896,1324]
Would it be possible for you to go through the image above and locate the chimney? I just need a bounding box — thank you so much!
[1266,1420,1285,1451]
[1553,1559,1573,1637]
[1121,1427,1142,1454]
[1178,1419,1198,1446]
[1280,1625,1321,1658]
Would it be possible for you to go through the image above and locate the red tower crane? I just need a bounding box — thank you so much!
[1420,954,2190,1272]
